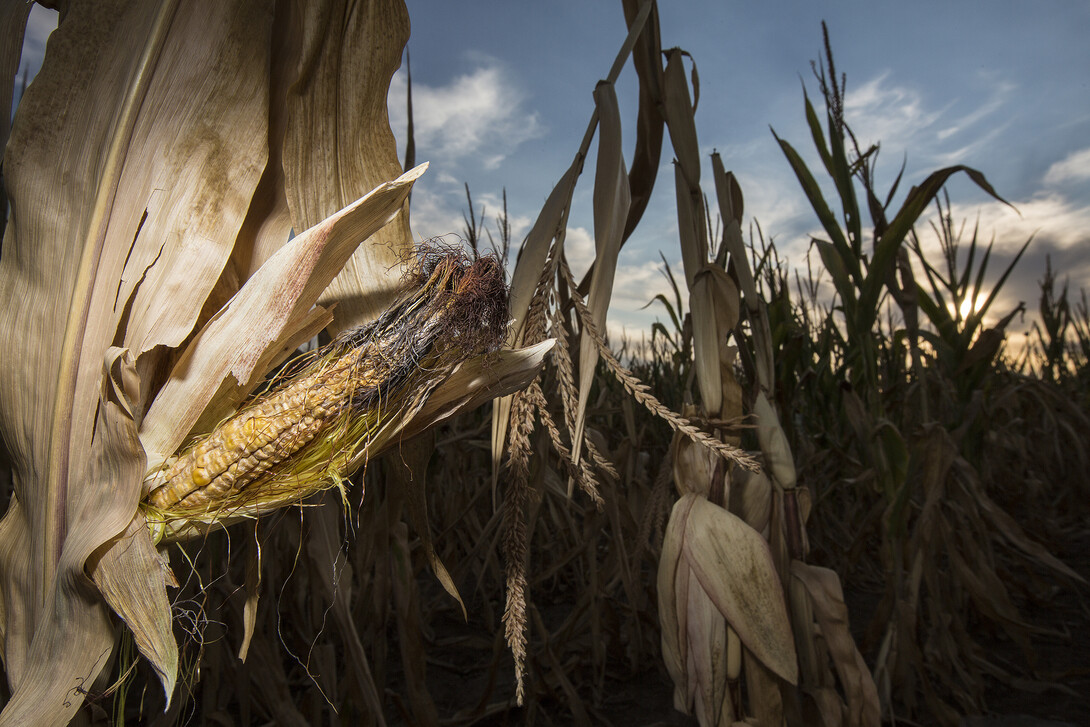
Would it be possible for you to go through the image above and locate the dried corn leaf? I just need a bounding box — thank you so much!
[743,648,786,727]
[492,163,580,487]
[113,0,274,369]
[506,162,580,347]
[0,0,416,719]
[620,0,665,244]
[791,561,881,727]
[658,493,695,709]
[711,155,775,392]
[673,162,706,290]
[673,428,719,499]
[90,513,177,702]
[662,49,701,189]
[305,500,387,725]
[0,1,273,717]
[662,492,799,724]
[685,569,733,726]
[572,81,631,465]
[710,156,749,292]
[690,264,740,417]
[283,0,414,332]
[88,348,175,701]
[974,486,1085,584]
[239,528,261,661]
[753,392,797,490]
[0,0,173,631]
[0,345,148,725]
[787,567,821,688]
[389,514,441,727]
[728,468,772,539]
[409,340,554,440]
[688,270,724,416]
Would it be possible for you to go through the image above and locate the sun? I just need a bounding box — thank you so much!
[959,296,978,319]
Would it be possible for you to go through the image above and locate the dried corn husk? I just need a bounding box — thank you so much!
[659,493,798,725]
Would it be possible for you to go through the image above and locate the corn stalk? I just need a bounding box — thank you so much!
[652,43,878,725]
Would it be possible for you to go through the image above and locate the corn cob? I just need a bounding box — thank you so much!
[143,247,509,530]
[147,352,362,510]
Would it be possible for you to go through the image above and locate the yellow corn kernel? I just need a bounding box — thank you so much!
[146,353,360,511]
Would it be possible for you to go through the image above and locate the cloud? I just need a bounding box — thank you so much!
[603,257,688,346]
[563,226,596,279]
[403,190,467,245]
[938,193,1090,253]
[840,71,1014,170]
[843,72,944,153]
[388,58,544,170]
[934,79,1014,141]
[1043,147,1090,186]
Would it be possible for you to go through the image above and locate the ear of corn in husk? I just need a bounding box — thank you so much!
[142,247,511,542]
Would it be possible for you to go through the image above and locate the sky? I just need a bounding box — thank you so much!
[15,1,1090,350]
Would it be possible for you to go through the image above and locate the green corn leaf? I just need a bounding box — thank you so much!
[813,239,857,321]
[772,130,856,278]
[860,165,1012,320]
[803,88,833,176]
[825,108,863,255]
[972,234,1033,332]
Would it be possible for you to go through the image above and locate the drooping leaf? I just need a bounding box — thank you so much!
[571,80,631,466]
[662,49,700,189]
[88,348,176,702]
[791,562,881,727]
[860,165,1013,318]
[658,494,696,709]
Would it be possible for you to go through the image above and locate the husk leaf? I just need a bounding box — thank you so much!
[140,164,426,470]
[680,494,799,685]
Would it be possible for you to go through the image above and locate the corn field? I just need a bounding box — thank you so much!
[1,2,1087,726]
